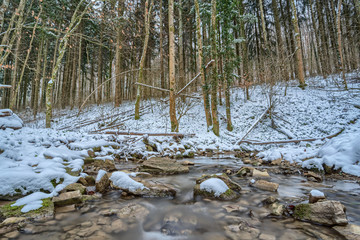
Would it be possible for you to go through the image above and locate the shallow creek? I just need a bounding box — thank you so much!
[13,156,360,239]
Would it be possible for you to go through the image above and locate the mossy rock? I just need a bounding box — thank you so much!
[140,157,189,175]
[195,173,242,192]
[0,198,54,220]
[63,183,86,194]
[294,203,311,219]
[83,157,96,164]
[50,178,64,187]
[193,184,239,201]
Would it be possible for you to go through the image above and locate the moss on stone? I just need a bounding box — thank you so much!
[294,203,311,219]
[50,178,64,187]
[0,198,54,219]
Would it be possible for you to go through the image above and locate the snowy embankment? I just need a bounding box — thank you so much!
[1,72,359,211]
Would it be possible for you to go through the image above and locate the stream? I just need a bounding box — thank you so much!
[11,156,360,239]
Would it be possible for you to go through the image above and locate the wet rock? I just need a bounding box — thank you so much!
[333,224,360,240]
[95,172,110,193]
[84,159,116,173]
[294,200,347,226]
[270,158,282,166]
[4,230,20,238]
[99,209,117,216]
[0,217,26,226]
[97,217,110,225]
[161,211,197,236]
[140,157,189,175]
[110,219,128,233]
[136,182,177,198]
[259,233,276,240]
[269,202,285,216]
[56,204,76,213]
[251,180,279,192]
[262,196,278,205]
[304,171,323,182]
[193,174,241,201]
[77,224,99,237]
[236,167,253,177]
[116,203,150,221]
[222,204,248,214]
[52,190,83,207]
[225,219,260,240]
[77,177,88,186]
[252,169,270,179]
[85,175,96,186]
[309,190,326,203]
[181,160,195,165]
[63,183,86,194]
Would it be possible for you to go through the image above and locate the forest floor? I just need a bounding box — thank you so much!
[0,72,360,239]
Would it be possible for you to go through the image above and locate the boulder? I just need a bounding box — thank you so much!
[193,174,241,201]
[52,190,83,207]
[269,202,285,216]
[333,224,360,240]
[294,200,347,226]
[140,157,189,175]
[251,180,279,192]
[236,167,253,177]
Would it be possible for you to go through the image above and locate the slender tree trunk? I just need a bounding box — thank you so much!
[33,37,44,118]
[159,0,165,97]
[210,0,219,136]
[336,0,347,89]
[259,0,268,47]
[134,0,153,120]
[40,40,49,111]
[239,0,249,99]
[0,0,9,30]
[169,0,178,132]
[195,0,212,129]
[178,0,185,101]
[290,0,306,87]
[115,0,123,107]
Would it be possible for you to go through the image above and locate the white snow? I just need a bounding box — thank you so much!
[69,139,116,150]
[109,171,146,192]
[0,110,23,129]
[11,192,53,213]
[310,189,325,198]
[96,169,107,182]
[199,178,229,197]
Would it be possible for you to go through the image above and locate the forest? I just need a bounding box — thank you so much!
[0,0,360,239]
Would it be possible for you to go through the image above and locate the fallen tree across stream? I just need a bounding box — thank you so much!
[91,131,195,137]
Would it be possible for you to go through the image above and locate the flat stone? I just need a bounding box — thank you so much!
[56,204,76,213]
[252,180,279,192]
[294,200,348,226]
[4,230,20,238]
[0,217,26,226]
[52,190,82,207]
[309,191,326,204]
[304,171,322,182]
[117,203,150,221]
[222,204,248,214]
[63,183,86,194]
[181,160,195,165]
[140,157,189,175]
[259,233,276,240]
[110,219,128,233]
[333,224,360,240]
[252,169,270,178]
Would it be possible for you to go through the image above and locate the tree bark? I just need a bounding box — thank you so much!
[195,0,212,129]
[169,0,178,132]
[134,0,153,120]
[290,0,306,87]
[336,0,347,89]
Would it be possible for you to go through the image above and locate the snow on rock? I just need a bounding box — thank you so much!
[69,139,116,150]
[310,189,325,198]
[302,122,360,176]
[96,169,107,182]
[12,192,53,213]
[199,178,229,197]
[0,109,23,129]
[0,127,87,199]
[109,171,146,192]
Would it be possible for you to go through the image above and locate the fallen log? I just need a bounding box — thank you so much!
[236,106,271,145]
[91,131,196,137]
[238,128,344,145]
[133,82,201,99]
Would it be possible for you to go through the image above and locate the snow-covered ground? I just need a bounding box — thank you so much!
[1,72,359,210]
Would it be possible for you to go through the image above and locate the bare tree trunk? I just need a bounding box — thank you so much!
[210,0,219,136]
[169,0,178,132]
[290,0,306,87]
[115,0,123,107]
[178,0,185,101]
[33,37,44,118]
[195,0,212,129]
[134,0,153,120]
[336,0,347,89]
[159,0,165,97]
[259,0,268,47]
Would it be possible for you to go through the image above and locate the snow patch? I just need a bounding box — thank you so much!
[109,171,146,192]
[199,178,229,197]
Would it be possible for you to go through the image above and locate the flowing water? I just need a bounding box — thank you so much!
[8,156,360,239]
